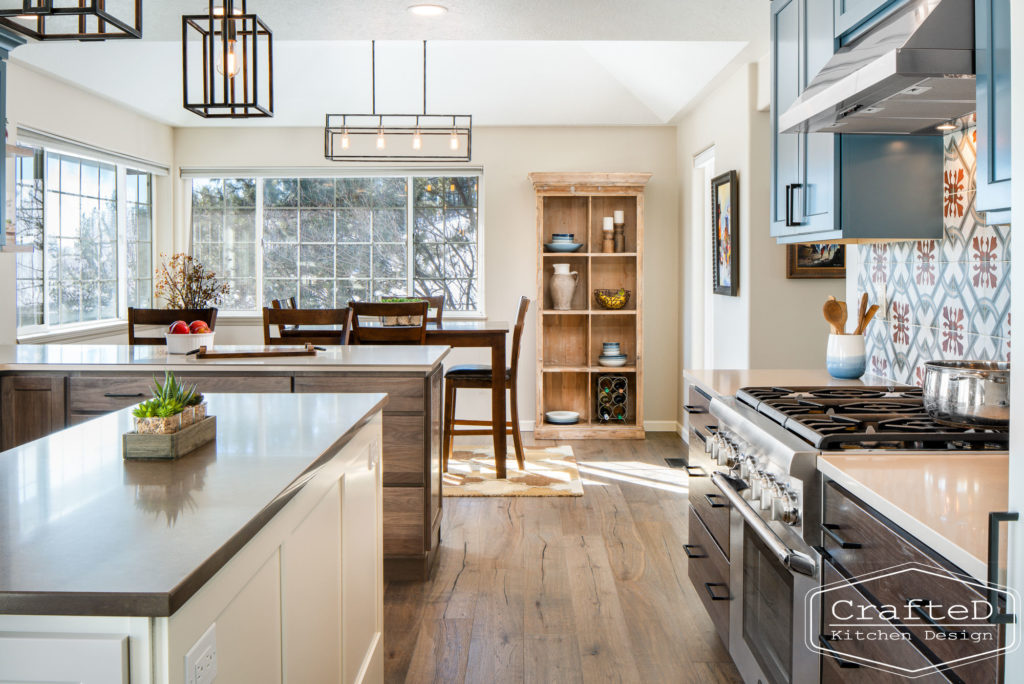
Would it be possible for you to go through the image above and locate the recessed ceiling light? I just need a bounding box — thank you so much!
[408,4,448,16]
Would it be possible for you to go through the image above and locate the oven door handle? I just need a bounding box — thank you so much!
[711,471,816,577]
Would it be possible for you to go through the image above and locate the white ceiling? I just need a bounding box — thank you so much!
[11,1,767,128]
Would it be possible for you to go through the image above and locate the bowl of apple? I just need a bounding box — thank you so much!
[164,320,215,355]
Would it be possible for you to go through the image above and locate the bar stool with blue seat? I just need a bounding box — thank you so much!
[443,296,530,473]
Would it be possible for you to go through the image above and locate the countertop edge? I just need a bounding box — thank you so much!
[0,394,389,618]
[817,457,988,583]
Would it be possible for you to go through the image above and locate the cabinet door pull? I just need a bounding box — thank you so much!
[818,634,860,669]
[785,183,804,227]
[104,392,145,398]
[683,544,707,559]
[683,404,707,414]
[704,493,728,509]
[821,523,861,549]
[988,511,1018,624]
[906,599,969,638]
[684,464,707,478]
[703,582,730,601]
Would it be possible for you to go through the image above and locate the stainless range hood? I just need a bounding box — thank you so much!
[778,0,975,136]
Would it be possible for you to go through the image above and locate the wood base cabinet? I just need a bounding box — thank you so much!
[0,375,65,451]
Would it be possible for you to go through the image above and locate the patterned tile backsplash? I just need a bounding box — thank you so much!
[854,124,1011,386]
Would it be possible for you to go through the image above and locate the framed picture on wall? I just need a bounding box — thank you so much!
[711,170,739,296]
[786,243,846,279]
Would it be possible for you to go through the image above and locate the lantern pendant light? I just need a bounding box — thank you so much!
[325,40,472,162]
[0,1,143,41]
[182,0,273,119]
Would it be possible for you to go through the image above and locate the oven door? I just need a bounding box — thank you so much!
[714,474,820,684]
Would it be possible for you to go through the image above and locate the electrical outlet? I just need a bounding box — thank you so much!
[185,623,218,684]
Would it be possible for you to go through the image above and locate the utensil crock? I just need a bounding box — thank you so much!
[826,334,866,379]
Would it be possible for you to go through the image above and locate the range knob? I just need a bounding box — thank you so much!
[760,475,779,512]
[748,469,766,501]
[774,488,801,526]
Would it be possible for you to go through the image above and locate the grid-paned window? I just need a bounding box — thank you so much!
[126,170,154,308]
[14,147,156,334]
[188,173,482,315]
[190,178,258,311]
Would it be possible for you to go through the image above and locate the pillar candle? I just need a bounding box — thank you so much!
[614,210,625,223]
[603,216,614,231]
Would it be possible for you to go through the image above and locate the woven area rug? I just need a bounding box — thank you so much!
[442,445,583,497]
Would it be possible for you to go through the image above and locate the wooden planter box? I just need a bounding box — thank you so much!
[123,416,217,461]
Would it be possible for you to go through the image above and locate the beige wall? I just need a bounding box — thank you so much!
[676,63,844,420]
[172,125,682,428]
[2,61,175,344]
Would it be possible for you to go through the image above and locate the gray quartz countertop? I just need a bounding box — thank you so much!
[0,344,449,372]
[0,392,387,617]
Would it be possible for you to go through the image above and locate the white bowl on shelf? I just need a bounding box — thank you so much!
[598,355,628,367]
[545,410,580,425]
[164,331,215,355]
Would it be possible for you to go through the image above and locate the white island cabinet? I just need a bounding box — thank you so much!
[0,393,386,684]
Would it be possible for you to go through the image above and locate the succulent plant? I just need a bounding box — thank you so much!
[132,371,204,418]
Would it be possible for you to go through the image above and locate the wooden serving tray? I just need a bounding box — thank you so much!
[192,344,318,359]
[123,416,217,461]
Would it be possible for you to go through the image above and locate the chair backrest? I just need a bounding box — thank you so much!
[262,307,353,346]
[348,301,429,345]
[509,296,531,376]
[384,295,444,325]
[270,297,298,335]
[128,307,218,345]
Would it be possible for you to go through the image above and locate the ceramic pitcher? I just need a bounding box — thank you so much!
[550,264,578,311]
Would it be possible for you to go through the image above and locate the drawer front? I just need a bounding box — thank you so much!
[687,505,730,646]
[382,414,426,486]
[383,487,425,556]
[823,483,1000,679]
[690,468,730,558]
[69,375,290,414]
[820,561,941,684]
[294,375,424,413]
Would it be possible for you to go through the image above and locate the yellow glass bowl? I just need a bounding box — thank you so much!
[594,289,631,309]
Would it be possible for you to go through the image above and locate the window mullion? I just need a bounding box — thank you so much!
[255,177,264,314]
[407,176,414,296]
[116,165,128,318]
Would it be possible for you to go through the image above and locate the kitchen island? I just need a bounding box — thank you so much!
[0,392,386,684]
[0,344,449,580]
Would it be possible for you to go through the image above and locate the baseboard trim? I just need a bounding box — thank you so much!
[644,420,681,432]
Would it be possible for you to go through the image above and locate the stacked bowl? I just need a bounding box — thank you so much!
[545,233,584,253]
[598,342,627,367]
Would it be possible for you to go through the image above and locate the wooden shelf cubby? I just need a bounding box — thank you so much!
[529,172,651,440]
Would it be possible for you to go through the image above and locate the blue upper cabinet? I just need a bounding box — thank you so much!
[975,0,1011,223]
[834,0,908,42]
[770,0,945,244]
[0,29,25,248]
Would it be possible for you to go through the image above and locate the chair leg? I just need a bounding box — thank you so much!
[509,383,525,470]
[443,381,456,473]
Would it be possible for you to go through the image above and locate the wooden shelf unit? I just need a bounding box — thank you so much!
[529,172,651,440]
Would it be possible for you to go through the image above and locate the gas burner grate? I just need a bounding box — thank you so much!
[735,386,1008,451]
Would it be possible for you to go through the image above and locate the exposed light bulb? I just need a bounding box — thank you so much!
[216,39,242,78]
[449,130,459,150]
[341,129,351,150]
[377,129,386,150]
[412,129,423,150]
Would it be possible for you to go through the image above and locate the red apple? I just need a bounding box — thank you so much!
[168,320,190,335]
[189,320,211,334]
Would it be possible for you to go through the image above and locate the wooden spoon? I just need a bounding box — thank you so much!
[823,298,845,335]
[857,304,880,334]
[856,292,868,335]
[838,300,848,334]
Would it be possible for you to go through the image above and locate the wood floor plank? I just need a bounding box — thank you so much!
[384,433,742,684]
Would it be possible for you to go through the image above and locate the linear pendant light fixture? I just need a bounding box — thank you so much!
[182,0,273,119]
[0,1,142,40]
[325,40,471,162]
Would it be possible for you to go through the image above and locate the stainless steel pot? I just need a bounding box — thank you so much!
[922,361,1010,428]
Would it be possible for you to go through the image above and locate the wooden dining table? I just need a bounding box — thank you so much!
[284,318,514,478]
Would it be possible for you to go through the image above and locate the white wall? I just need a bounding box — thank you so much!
[171,125,682,428]
[3,61,175,344]
[675,62,845,419]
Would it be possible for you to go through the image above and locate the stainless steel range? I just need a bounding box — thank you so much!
[703,386,1009,684]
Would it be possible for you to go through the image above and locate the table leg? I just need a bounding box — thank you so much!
[491,334,508,479]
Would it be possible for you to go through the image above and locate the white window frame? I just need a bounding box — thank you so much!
[14,148,157,337]
[182,168,487,319]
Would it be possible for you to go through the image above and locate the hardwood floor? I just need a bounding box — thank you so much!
[383,433,742,683]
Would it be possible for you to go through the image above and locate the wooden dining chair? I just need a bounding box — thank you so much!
[262,307,353,346]
[385,295,445,325]
[270,297,298,336]
[443,296,530,472]
[127,307,218,345]
[348,301,429,345]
